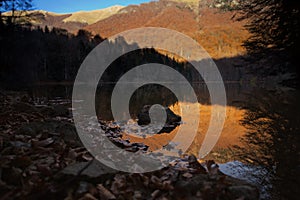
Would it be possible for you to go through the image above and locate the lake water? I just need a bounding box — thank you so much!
[28,82,299,199]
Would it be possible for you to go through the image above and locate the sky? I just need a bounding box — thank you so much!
[34,0,152,13]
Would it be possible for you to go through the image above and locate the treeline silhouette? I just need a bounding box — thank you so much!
[0,23,210,89]
[0,24,104,87]
[237,0,300,81]
[100,47,202,83]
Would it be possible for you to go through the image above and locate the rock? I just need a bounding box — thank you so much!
[11,102,38,113]
[174,173,259,200]
[39,104,70,117]
[227,185,259,200]
[39,106,56,117]
[15,120,79,144]
[19,121,58,136]
[76,181,91,195]
[53,104,70,117]
[1,167,23,186]
[188,155,207,174]
[58,161,116,180]
[16,122,42,136]
[137,105,181,126]
[58,121,79,144]
[10,141,31,148]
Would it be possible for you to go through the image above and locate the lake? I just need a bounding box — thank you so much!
[27,81,299,199]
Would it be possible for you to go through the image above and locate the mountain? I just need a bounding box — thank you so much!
[2,5,124,32]
[62,5,124,25]
[3,10,87,32]
[3,0,248,58]
[165,0,201,8]
[27,11,86,32]
[84,0,248,58]
[85,1,199,37]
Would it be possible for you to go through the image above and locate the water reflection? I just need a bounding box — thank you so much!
[29,83,248,154]
[28,83,300,199]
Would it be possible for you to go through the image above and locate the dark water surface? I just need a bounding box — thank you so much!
[27,82,299,199]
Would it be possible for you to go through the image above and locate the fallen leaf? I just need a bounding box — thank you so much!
[152,190,160,197]
[182,172,193,178]
[97,184,116,200]
[32,138,54,147]
[78,193,98,200]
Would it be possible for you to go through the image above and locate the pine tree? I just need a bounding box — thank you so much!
[0,0,33,24]
[238,0,300,77]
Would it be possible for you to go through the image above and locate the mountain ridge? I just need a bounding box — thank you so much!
[62,5,124,25]
[83,0,248,58]
[3,0,248,58]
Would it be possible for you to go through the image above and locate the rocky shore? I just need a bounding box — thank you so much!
[0,90,259,200]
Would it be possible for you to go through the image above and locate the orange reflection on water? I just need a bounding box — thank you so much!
[122,102,246,155]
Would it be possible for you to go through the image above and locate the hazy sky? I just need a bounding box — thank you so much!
[34,0,152,13]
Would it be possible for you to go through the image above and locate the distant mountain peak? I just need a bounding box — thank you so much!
[161,0,200,5]
[62,5,124,25]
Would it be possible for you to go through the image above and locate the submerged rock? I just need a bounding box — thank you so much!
[137,105,181,126]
